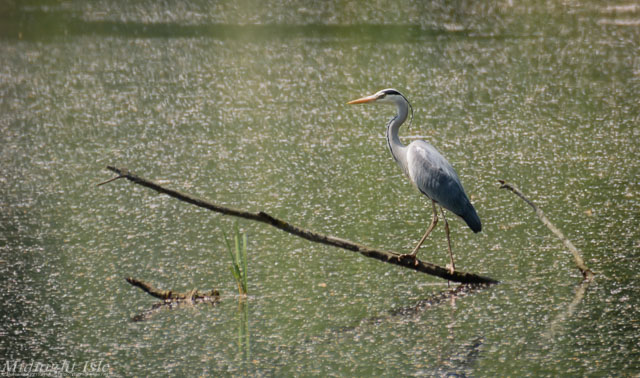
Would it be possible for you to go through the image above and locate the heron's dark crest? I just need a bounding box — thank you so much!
[382,89,414,129]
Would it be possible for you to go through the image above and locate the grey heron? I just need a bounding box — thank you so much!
[348,89,481,273]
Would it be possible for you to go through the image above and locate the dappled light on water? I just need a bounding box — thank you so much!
[0,0,638,375]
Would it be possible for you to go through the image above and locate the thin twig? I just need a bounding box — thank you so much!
[103,166,499,285]
[498,180,594,279]
[96,174,125,187]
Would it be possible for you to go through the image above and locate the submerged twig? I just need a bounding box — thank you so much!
[498,180,594,279]
[103,166,498,285]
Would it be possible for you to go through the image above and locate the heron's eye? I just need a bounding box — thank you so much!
[378,94,386,100]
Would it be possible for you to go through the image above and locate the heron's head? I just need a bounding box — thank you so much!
[347,88,408,106]
[347,88,413,126]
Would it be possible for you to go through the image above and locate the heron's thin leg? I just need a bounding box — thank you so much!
[440,207,455,274]
[408,200,438,258]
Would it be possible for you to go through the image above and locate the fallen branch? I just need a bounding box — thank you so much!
[498,180,594,279]
[103,166,499,285]
[125,277,220,301]
[125,277,220,321]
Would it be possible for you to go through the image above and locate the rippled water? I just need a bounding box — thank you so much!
[1,1,638,376]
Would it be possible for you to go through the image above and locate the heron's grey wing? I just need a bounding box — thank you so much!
[405,141,472,218]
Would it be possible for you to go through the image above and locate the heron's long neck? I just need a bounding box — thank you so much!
[386,100,409,175]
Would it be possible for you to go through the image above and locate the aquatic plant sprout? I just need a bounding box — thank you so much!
[224,225,248,296]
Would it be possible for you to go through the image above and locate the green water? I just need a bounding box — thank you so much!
[1,1,638,376]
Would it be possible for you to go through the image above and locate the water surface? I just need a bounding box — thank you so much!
[1,1,638,376]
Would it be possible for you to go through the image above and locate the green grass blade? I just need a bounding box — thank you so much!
[223,226,245,295]
[241,233,248,294]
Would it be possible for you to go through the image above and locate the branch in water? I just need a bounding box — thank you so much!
[125,277,220,322]
[103,166,499,285]
[125,277,220,301]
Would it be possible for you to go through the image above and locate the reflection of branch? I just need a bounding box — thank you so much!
[292,285,490,376]
[543,279,591,340]
[102,166,499,285]
[389,284,485,317]
[498,180,594,279]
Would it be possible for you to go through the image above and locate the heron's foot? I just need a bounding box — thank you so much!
[446,263,455,275]
[397,252,419,266]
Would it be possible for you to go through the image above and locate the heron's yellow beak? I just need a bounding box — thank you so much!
[347,94,377,105]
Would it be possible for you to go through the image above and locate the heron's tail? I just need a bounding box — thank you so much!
[462,205,482,233]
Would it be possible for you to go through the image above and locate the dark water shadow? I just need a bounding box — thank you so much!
[275,284,494,375]
[1,6,485,42]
